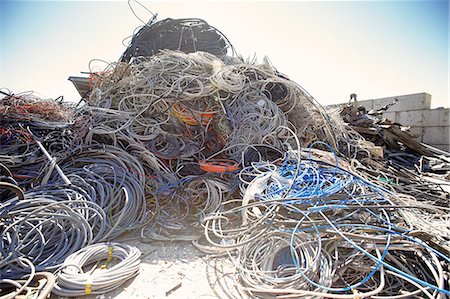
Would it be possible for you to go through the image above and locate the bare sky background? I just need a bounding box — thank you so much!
[1,0,448,107]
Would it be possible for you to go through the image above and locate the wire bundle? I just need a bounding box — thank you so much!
[50,145,151,239]
[142,176,231,241]
[202,151,450,298]
[120,17,231,62]
[52,243,141,296]
[0,196,104,273]
[0,90,88,187]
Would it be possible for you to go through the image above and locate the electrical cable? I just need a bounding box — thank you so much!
[52,243,141,296]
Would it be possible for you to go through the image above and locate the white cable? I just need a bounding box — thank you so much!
[52,243,141,297]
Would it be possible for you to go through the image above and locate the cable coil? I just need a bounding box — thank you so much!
[52,243,141,297]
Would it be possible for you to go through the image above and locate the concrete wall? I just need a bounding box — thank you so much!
[331,93,450,152]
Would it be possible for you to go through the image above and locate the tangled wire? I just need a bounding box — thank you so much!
[1,9,449,298]
[120,18,232,62]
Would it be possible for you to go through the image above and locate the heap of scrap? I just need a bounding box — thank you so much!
[1,14,449,299]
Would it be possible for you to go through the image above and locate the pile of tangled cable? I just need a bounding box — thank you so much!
[1,16,449,299]
[203,149,449,298]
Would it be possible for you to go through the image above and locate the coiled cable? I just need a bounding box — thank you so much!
[52,243,141,296]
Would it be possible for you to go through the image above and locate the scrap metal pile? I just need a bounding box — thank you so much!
[1,14,449,299]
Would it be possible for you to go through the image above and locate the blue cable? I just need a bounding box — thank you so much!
[244,146,449,295]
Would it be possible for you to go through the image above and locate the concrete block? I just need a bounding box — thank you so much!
[397,110,424,126]
[357,100,373,111]
[382,111,396,121]
[423,108,449,127]
[371,93,431,112]
[408,126,423,141]
[422,126,449,145]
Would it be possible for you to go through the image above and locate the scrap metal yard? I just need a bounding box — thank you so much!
[1,2,449,299]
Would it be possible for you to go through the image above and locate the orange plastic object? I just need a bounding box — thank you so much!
[199,159,239,173]
[172,104,215,126]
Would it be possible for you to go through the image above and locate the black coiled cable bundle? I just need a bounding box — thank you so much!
[121,18,231,62]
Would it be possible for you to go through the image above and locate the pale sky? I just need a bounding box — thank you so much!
[1,0,448,107]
